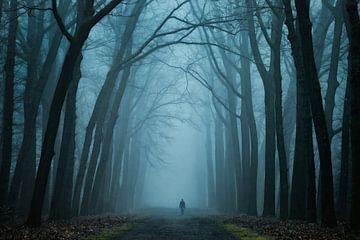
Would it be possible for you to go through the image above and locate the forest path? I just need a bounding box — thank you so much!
[98,208,269,240]
[114,216,236,240]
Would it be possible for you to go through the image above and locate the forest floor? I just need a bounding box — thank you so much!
[0,208,359,239]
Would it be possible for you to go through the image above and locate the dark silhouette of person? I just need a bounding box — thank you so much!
[179,198,186,215]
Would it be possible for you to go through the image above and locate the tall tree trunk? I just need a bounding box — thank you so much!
[9,17,66,210]
[73,64,118,215]
[337,58,350,220]
[283,72,296,163]
[245,0,278,216]
[274,48,288,220]
[263,90,276,217]
[313,0,335,69]
[290,83,312,220]
[239,31,258,216]
[239,29,251,213]
[109,107,130,211]
[0,0,4,25]
[240,104,250,213]
[102,142,113,212]
[282,0,316,223]
[220,48,242,212]
[17,4,45,215]
[345,0,360,232]
[92,57,132,214]
[72,1,144,215]
[80,125,103,215]
[306,133,316,222]
[118,140,131,212]
[23,0,129,219]
[205,120,215,209]
[294,0,337,227]
[270,8,288,219]
[324,1,344,138]
[126,135,141,211]
[26,34,87,226]
[62,76,78,218]
[214,116,225,212]
[224,116,236,213]
[0,0,17,206]
[49,55,81,220]
[227,81,242,213]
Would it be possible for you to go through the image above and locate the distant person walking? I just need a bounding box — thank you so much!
[179,198,186,215]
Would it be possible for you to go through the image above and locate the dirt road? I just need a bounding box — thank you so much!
[114,216,236,240]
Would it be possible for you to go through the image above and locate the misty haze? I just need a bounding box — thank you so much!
[0,0,359,239]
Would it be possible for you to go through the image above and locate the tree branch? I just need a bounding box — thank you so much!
[51,0,73,42]
[322,0,336,14]
[88,0,127,28]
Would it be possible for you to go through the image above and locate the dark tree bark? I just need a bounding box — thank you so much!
[314,0,336,69]
[74,20,136,214]
[270,5,288,219]
[262,89,276,217]
[102,143,113,212]
[9,0,70,209]
[80,125,103,215]
[295,0,337,227]
[0,0,3,24]
[239,30,258,216]
[345,0,360,232]
[336,0,352,221]
[337,77,350,219]
[283,70,296,163]
[245,0,283,216]
[16,2,46,215]
[306,134,316,222]
[61,71,78,218]
[27,39,84,227]
[283,0,337,227]
[73,1,144,215]
[26,0,126,227]
[274,48,288,220]
[224,115,237,213]
[281,0,315,222]
[91,56,132,214]
[214,115,225,212]
[78,1,144,215]
[240,102,250,213]
[224,63,242,213]
[247,108,259,215]
[205,119,215,209]
[109,103,131,211]
[324,0,344,138]
[290,87,313,220]
[49,55,81,220]
[238,29,250,213]
[0,0,17,206]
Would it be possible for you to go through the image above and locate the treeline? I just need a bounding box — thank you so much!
[191,0,359,230]
[0,0,359,232]
[0,0,193,227]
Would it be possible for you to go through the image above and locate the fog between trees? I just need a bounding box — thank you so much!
[0,0,359,231]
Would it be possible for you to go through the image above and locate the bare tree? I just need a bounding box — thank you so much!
[27,0,126,227]
[0,0,18,207]
[282,0,337,227]
[344,0,360,232]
